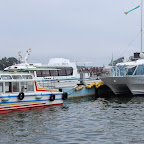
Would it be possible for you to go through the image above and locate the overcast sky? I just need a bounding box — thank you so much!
[0,0,142,66]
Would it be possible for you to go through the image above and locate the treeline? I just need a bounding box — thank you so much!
[0,57,18,70]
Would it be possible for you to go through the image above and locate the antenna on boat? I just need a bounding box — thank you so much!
[18,51,22,63]
[24,48,31,64]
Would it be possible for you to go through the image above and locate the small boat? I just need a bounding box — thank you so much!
[0,72,66,114]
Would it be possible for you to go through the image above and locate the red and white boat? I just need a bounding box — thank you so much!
[0,72,67,114]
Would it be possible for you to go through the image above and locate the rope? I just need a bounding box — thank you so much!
[119,31,141,58]
[65,85,79,96]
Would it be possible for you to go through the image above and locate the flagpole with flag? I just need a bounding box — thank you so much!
[124,1,142,52]
[124,5,140,15]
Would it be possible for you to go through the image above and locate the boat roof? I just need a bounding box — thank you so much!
[116,59,144,66]
[0,71,32,75]
[17,67,61,71]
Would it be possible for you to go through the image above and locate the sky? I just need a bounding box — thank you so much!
[0,0,142,66]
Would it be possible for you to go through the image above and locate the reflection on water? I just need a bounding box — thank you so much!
[1,95,144,144]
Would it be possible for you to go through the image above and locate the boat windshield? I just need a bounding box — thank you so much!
[117,65,127,76]
[126,66,137,75]
[134,65,144,75]
[111,65,127,76]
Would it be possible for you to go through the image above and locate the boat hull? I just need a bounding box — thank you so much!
[63,86,96,99]
[126,76,144,95]
[101,76,131,95]
[39,79,100,99]
[0,92,63,113]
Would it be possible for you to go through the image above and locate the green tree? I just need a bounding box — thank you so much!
[0,57,18,70]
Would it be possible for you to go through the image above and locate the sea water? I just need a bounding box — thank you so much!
[0,95,144,144]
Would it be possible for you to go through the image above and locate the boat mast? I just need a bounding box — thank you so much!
[141,0,143,52]
[24,48,31,64]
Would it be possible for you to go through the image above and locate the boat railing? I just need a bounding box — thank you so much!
[110,66,121,76]
[37,80,56,89]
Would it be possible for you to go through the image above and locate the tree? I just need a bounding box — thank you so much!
[0,57,18,70]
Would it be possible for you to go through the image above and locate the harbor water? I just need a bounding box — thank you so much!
[1,95,144,144]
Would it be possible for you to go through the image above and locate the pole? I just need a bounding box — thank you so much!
[141,0,143,52]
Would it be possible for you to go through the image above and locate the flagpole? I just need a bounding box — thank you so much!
[141,0,143,52]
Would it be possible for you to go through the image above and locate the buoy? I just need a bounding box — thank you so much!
[86,81,103,89]
[96,81,103,88]
[18,92,24,100]
[75,85,84,91]
[86,82,96,89]
[62,92,68,100]
[49,94,55,101]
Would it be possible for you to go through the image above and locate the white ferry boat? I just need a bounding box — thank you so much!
[0,72,66,114]
[4,49,89,82]
[4,49,92,90]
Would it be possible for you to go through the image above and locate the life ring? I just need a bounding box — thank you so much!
[18,92,24,100]
[62,92,68,100]
[50,94,55,101]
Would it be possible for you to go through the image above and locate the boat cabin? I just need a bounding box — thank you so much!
[4,66,75,81]
[112,64,144,76]
[0,72,34,94]
[19,67,73,77]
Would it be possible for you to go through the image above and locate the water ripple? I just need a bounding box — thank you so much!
[1,95,144,144]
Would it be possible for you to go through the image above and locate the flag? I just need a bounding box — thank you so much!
[124,5,140,15]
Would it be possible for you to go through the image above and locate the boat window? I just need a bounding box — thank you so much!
[66,67,73,76]
[12,75,23,79]
[50,70,58,76]
[0,83,3,93]
[134,65,144,75]
[13,82,19,92]
[5,82,12,93]
[37,70,42,77]
[117,66,127,76]
[22,75,33,79]
[29,70,34,74]
[58,68,67,76]
[21,82,34,92]
[126,66,136,75]
[42,70,50,77]
[1,75,12,80]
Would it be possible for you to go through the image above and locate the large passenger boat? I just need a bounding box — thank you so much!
[4,49,90,82]
[0,72,66,114]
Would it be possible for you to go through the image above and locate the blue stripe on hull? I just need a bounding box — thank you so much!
[0,98,62,104]
[0,93,62,98]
